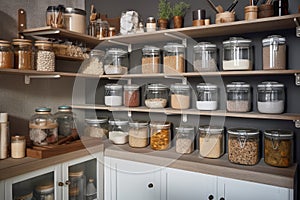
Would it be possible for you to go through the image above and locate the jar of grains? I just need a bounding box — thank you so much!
[34,183,54,200]
[54,105,75,137]
[199,126,224,158]
[109,119,129,144]
[196,83,218,110]
[0,40,13,68]
[150,121,171,150]
[81,49,104,75]
[105,84,123,106]
[29,107,58,146]
[163,43,185,74]
[34,40,55,71]
[12,39,33,70]
[262,35,286,70]
[104,48,128,75]
[123,84,140,107]
[129,121,149,148]
[84,118,108,138]
[145,84,169,108]
[226,82,251,112]
[193,42,217,72]
[142,45,160,74]
[175,126,195,154]
[11,135,26,159]
[264,129,293,167]
[257,81,285,114]
[228,128,260,165]
[69,170,86,200]
[170,83,190,109]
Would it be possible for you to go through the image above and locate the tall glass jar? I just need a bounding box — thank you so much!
[54,105,75,137]
[257,81,285,114]
[123,84,140,107]
[29,107,58,146]
[150,121,171,150]
[108,119,129,144]
[226,82,251,112]
[145,84,169,108]
[193,42,217,72]
[175,126,195,154]
[142,46,160,74]
[96,20,109,39]
[196,83,218,110]
[84,118,108,138]
[35,40,55,71]
[34,183,54,200]
[105,84,123,106]
[163,43,185,73]
[129,121,149,148]
[0,40,13,69]
[69,170,86,200]
[199,126,224,158]
[12,39,33,70]
[170,83,190,109]
[104,48,128,75]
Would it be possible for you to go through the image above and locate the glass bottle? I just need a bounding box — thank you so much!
[0,40,13,69]
[145,84,169,109]
[199,126,224,158]
[12,39,33,70]
[163,43,186,73]
[170,83,190,109]
[104,84,123,106]
[84,118,109,138]
[150,121,171,150]
[226,82,251,112]
[85,178,97,200]
[54,105,75,137]
[128,121,149,148]
[193,42,217,72]
[175,126,195,154]
[104,48,128,75]
[196,83,218,111]
[142,45,160,74]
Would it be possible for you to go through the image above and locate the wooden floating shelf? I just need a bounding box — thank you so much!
[55,55,84,61]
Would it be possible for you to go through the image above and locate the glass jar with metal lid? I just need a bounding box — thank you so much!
[64,7,86,34]
[175,126,195,154]
[170,83,190,109]
[228,128,260,165]
[129,121,149,148]
[96,19,109,39]
[146,17,157,32]
[193,42,217,72]
[163,43,186,73]
[264,129,293,167]
[105,84,123,106]
[226,82,251,112]
[196,83,218,111]
[0,40,13,69]
[108,119,129,144]
[123,84,140,107]
[150,121,171,150]
[33,183,54,200]
[35,40,55,71]
[145,84,169,108]
[257,81,285,114]
[262,35,286,70]
[142,45,160,74]
[84,118,108,138]
[11,135,26,159]
[104,48,128,75]
[199,126,224,158]
[222,37,253,71]
[69,169,86,200]
[81,49,105,75]
[29,107,58,146]
[54,105,75,137]
[12,39,33,70]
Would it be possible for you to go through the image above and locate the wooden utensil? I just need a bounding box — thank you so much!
[58,129,79,145]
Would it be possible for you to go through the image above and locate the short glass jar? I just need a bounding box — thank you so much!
[228,128,260,165]
[108,119,129,144]
[257,81,285,114]
[142,45,160,74]
[196,83,218,110]
[226,82,251,112]
[175,126,195,154]
[11,135,26,159]
[108,27,116,37]
[104,48,128,75]
[222,37,253,71]
[69,170,86,200]
[105,84,123,107]
[163,43,185,73]
[34,183,54,200]
[35,40,55,71]
[123,84,140,107]
[0,40,13,69]
[146,17,157,32]
[150,121,171,150]
[84,118,108,138]
[145,84,169,108]
[96,20,109,39]
[81,49,105,75]
[170,83,190,109]
[128,121,149,148]
[54,105,75,137]
[199,126,224,158]
[12,39,33,70]
[264,129,293,167]
[193,42,217,72]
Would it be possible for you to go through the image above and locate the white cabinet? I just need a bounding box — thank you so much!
[0,180,5,200]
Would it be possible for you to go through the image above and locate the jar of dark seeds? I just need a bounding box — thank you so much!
[35,40,55,71]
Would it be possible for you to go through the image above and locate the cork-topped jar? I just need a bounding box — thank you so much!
[12,39,33,70]
[0,40,13,69]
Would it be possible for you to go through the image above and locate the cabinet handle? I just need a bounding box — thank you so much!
[65,180,71,185]
[58,182,64,187]
[220,198,225,200]
[148,183,154,188]
[208,194,214,200]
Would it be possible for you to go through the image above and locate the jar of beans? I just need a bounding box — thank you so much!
[226,82,251,112]
[175,126,195,154]
[12,39,33,70]
[163,43,185,74]
[35,41,55,71]
[150,121,171,150]
[0,40,13,69]
[142,45,160,74]
[123,84,140,107]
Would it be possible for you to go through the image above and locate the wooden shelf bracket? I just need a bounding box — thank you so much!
[294,18,300,37]
[295,73,300,86]
[24,74,61,84]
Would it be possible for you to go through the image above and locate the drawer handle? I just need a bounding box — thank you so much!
[208,194,214,200]
[148,183,154,188]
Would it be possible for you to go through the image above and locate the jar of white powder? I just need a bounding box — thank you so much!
[196,83,218,110]
[105,84,123,106]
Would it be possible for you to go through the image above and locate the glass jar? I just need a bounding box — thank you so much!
[12,39,33,70]
[175,126,195,154]
[170,83,190,109]
[108,27,116,37]
[104,48,128,75]
[145,84,169,108]
[193,42,217,72]
[196,83,218,110]
[142,45,160,74]
[0,40,13,69]
[108,119,129,144]
[146,17,156,32]
[257,81,285,114]
[81,49,105,75]
[34,40,55,71]
[96,20,109,39]
[34,183,54,200]
[88,21,97,37]
[46,5,65,28]
[11,135,26,159]
[150,121,171,150]
[226,82,251,112]
[84,118,109,138]
[54,105,75,137]
[69,170,86,200]
[163,43,185,73]
[105,84,123,106]
[199,126,224,158]
[123,84,140,107]
[222,37,252,71]
[228,128,260,165]
[264,129,293,167]
[129,121,149,148]
[262,35,286,70]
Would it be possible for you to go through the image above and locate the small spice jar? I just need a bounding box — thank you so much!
[192,9,206,26]
[0,40,13,69]
[96,20,109,39]
[196,83,218,111]
[170,83,190,109]
[145,84,169,109]
[257,81,285,114]
[123,84,140,107]
[142,45,160,74]
[262,35,286,70]
[244,5,258,20]
[12,39,33,70]
[226,82,251,112]
[34,183,54,200]
[146,17,157,32]
[84,118,108,138]
[105,84,123,106]
[11,135,26,159]
[264,129,293,167]
[175,126,195,154]
[163,43,186,74]
[150,121,171,151]
[108,27,116,37]
[69,170,86,200]
[108,119,129,144]
[35,40,55,71]
[193,42,218,72]
[104,48,128,75]
[228,128,260,165]
[129,121,149,148]
[54,105,75,137]
[199,126,224,158]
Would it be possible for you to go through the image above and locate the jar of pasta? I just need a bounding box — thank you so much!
[129,121,149,148]
[199,126,224,158]
[150,121,171,150]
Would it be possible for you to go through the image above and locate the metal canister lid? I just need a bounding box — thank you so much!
[109,119,129,126]
[170,83,190,91]
[35,40,53,47]
[147,83,168,90]
[262,35,286,46]
[257,81,284,89]
[226,82,250,91]
[199,125,224,134]
[129,121,148,127]
[163,43,185,52]
[58,105,72,111]
[264,129,293,139]
[106,48,127,55]
[176,126,195,133]
[194,42,217,51]
[197,83,218,90]
[147,17,156,23]
[65,7,86,15]
[123,84,140,90]
[142,45,160,53]
[227,128,259,136]
[150,121,171,128]
[85,117,108,124]
[223,37,252,45]
[35,107,51,112]
[105,83,122,90]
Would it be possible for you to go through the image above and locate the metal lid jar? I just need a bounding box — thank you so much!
[108,119,129,144]
[175,126,195,154]
[145,84,169,108]
[222,37,252,71]
[35,40,55,71]
[104,48,128,75]
[163,43,185,73]
[150,121,171,150]
[142,45,160,74]
[81,49,105,75]
[170,83,190,109]
[196,83,218,110]
[12,39,33,70]
[84,118,108,138]
[129,121,149,148]
[257,81,285,114]
[54,105,75,137]
[123,84,140,107]
[64,7,86,34]
[104,84,123,106]
[0,40,13,69]
[199,126,224,158]
[193,42,217,72]
[34,183,54,200]
[226,82,251,112]
[146,17,157,32]
[46,5,65,28]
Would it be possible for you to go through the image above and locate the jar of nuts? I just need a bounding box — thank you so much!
[34,41,55,71]
[199,126,224,158]
[175,126,195,154]
[226,82,251,112]
[129,121,149,148]
[0,40,13,69]
[163,43,185,74]
[150,121,171,150]
[12,39,33,70]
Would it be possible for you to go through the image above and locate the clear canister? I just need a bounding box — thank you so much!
[96,19,109,39]
[193,42,217,72]
[54,105,75,137]
[82,49,105,75]
[262,35,286,70]
[145,84,169,108]
[123,84,140,107]
[129,121,149,148]
[69,170,86,200]
[11,135,26,159]
[175,126,195,154]
[142,45,160,74]
[196,83,218,110]
[12,39,33,70]
[46,5,65,28]
[105,84,123,106]
[146,17,157,32]
[84,118,108,138]
[199,126,224,158]
[170,83,190,109]
[226,82,251,112]
[163,43,185,73]
[264,129,293,167]
[150,121,171,150]
[35,40,55,71]
[104,48,128,75]
[228,128,260,165]
[257,81,285,114]
[34,183,54,200]
[0,40,13,69]
[108,119,129,144]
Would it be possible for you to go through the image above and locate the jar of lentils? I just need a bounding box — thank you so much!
[35,40,55,71]
[0,40,13,69]
[12,39,33,70]
[150,121,171,150]
[175,126,195,154]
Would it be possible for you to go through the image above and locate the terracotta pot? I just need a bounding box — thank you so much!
[173,16,183,28]
[158,18,169,30]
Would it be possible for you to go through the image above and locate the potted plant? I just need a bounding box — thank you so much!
[172,1,190,28]
[157,0,172,29]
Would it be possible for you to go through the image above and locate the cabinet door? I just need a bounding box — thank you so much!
[218,177,293,200]
[0,180,5,200]
[164,168,217,200]
[105,157,163,200]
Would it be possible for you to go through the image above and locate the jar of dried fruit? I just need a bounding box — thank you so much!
[175,126,195,154]
[150,121,171,150]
